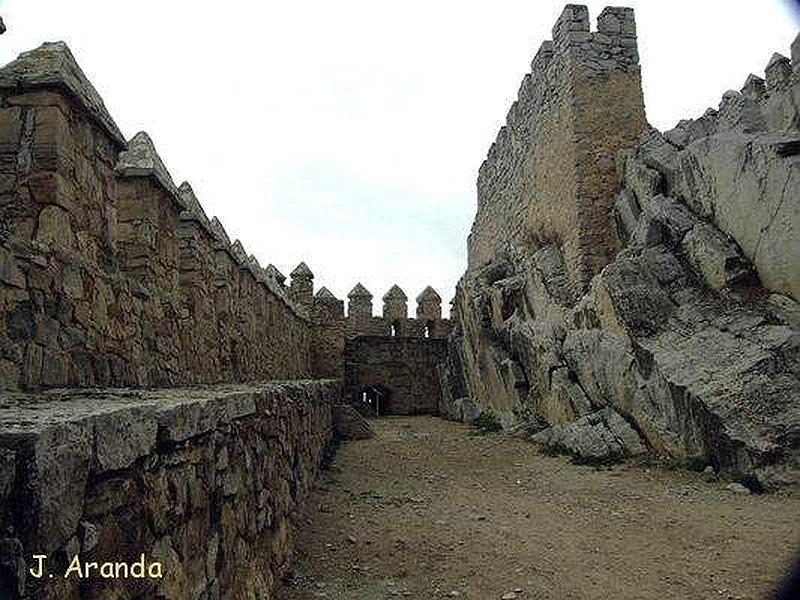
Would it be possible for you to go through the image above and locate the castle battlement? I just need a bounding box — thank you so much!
[0,41,340,390]
[339,283,453,340]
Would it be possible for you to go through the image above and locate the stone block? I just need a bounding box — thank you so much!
[0,107,22,151]
[682,222,755,289]
[532,407,646,461]
[35,204,74,249]
[92,406,159,472]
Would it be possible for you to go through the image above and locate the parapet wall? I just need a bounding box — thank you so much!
[0,379,339,598]
[468,5,646,297]
[344,283,453,340]
[0,42,317,390]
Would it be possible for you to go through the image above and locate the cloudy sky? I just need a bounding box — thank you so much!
[0,1,797,309]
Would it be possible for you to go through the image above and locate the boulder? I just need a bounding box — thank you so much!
[532,407,646,462]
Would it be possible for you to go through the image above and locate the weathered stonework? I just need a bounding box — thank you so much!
[0,380,339,599]
[345,336,447,415]
[340,283,453,415]
[445,7,800,485]
[468,5,646,297]
[0,42,317,391]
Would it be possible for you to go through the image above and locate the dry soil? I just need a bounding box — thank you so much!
[277,416,800,600]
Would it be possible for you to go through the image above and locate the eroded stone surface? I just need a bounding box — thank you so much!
[442,8,800,484]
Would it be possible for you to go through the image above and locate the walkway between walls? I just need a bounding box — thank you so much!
[278,416,799,600]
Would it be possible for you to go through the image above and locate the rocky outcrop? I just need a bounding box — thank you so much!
[444,12,800,486]
[0,380,339,599]
[531,407,646,463]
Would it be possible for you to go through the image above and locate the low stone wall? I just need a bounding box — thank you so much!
[0,379,339,599]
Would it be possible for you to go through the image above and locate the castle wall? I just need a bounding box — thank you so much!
[345,315,453,340]
[344,336,447,415]
[0,380,339,599]
[0,43,313,391]
[468,5,645,296]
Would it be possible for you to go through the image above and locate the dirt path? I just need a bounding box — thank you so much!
[278,416,800,600]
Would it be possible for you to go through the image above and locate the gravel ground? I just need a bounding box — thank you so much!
[277,416,800,600]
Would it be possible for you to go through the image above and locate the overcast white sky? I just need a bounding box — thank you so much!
[0,1,797,309]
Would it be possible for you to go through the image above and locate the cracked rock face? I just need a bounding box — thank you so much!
[531,407,646,462]
[443,33,800,486]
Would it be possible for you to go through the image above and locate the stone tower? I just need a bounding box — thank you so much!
[290,262,314,310]
[467,4,646,297]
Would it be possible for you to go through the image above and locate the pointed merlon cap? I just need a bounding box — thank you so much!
[0,41,125,148]
[416,286,441,303]
[741,74,766,99]
[348,283,372,299]
[290,261,314,280]
[383,285,407,301]
[315,286,338,301]
[209,216,230,246]
[178,181,212,230]
[116,131,185,209]
[230,239,248,265]
[247,255,268,282]
[767,52,790,70]
[265,264,286,285]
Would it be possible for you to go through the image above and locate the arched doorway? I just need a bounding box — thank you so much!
[358,384,392,417]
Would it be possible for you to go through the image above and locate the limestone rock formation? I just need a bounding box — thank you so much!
[531,407,646,462]
[442,9,800,486]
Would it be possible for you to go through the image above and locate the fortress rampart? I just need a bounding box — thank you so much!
[0,42,323,390]
[468,5,646,297]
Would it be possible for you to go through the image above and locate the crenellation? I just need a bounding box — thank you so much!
[289,261,314,310]
[210,215,231,245]
[551,4,590,45]
[382,284,408,323]
[0,41,320,390]
[741,74,767,100]
[266,263,287,286]
[765,52,792,92]
[1,10,799,599]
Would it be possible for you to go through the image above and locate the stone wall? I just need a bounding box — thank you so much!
[0,379,339,599]
[0,42,317,391]
[345,336,447,415]
[344,283,453,340]
[468,5,645,297]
